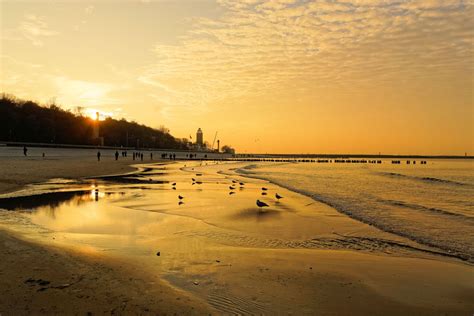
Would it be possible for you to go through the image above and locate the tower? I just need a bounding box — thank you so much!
[196,128,203,147]
[92,112,100,139]
[92,112,104,146]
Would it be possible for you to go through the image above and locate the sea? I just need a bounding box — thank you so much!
[236,159,474,262]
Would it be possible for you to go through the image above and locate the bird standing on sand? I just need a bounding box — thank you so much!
[256,200,269,208]
[275,193,283,200]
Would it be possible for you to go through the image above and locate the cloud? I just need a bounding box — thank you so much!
[51,76,120,107]
[137,0,472,114]
[84,5,95,15]
[18,14,59,46]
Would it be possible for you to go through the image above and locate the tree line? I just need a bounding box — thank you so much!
[0,94,189,149]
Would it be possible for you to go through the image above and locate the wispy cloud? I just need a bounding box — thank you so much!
[84,5,95,15]
[19,14,59,46]
[51,76,121,108]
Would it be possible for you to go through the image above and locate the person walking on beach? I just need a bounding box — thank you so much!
[23,146,28,156]
[141,153,144,161]
[115,151,119,161]
[150,153,153,160]
[97,151,101,162]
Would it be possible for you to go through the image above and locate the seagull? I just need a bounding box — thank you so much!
[262,187,268,191]
[256,200,269,208]
[178,195,184,200]
[275,193,283,200]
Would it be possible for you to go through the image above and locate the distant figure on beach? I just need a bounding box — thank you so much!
[133,153,135,160]
[150,153,153,160]
[141,153,144,161]
[97,151,101,161]
[173,153,176,160]
[23,146,27,156]
[42,152,45,158]
[115,151,119,160]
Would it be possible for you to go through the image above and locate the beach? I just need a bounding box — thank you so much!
[0,149,473,314]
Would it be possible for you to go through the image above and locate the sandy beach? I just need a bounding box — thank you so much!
[0,153,473,315]
[0,156,136,195]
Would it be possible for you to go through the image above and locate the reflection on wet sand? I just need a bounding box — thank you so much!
[0,190,91,211]
[0,161,473,314]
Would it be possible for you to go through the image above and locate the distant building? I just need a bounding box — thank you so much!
[196,128,203,146]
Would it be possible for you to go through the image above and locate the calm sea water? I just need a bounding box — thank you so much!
[237,159,474,262]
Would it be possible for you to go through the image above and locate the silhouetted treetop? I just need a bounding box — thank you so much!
[0,94,188,149]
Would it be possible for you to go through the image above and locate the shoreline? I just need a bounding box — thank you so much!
[233,164,472,263]
[0,158,473,314]
[0,157,213,314]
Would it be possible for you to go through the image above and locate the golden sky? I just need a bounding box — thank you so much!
[1,0,473,154]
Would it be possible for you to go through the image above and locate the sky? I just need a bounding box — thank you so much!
[1,0,473,155]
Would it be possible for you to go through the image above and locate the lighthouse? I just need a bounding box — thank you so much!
[196,128,203,147]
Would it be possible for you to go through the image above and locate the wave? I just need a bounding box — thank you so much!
[378,172,467,186]
[235,166,473,263]
[381,199,473,220]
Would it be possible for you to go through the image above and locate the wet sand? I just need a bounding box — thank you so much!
[0,159,473,314]
[0,157,210,314]
[0,230,210,315]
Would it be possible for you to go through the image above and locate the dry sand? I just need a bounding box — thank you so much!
[0,156,137,194]
[0,157,473,315]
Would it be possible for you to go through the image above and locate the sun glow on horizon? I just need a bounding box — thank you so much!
[84,108,112,121]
